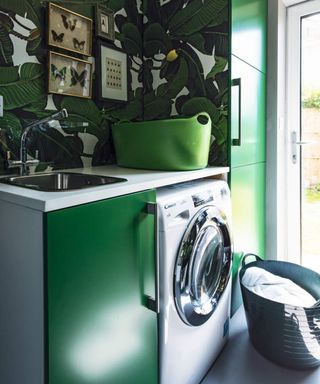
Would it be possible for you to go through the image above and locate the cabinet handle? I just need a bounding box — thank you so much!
[144,202,159,314]
[232,78,242,146]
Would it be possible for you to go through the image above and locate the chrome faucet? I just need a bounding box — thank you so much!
[7,109,68,175]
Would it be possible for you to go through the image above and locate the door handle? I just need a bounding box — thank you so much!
[232,78,242,146]
[144,202,159,314]
[291,131,316,164]
[295,140,314,145]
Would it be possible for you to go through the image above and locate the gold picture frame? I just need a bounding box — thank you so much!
[48,51,93,99]
[48,2,92,57]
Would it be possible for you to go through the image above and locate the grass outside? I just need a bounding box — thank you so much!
[305,184,320,203]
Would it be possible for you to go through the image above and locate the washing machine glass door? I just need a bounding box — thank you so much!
[174,206,231,326]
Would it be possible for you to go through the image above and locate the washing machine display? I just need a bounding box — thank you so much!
[175,206,231,326]
[157,179,232,384]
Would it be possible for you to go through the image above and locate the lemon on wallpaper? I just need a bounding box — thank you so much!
[166,49,179,62]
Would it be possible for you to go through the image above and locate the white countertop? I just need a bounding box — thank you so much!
[204,307,320,384]
[0,165,229,212]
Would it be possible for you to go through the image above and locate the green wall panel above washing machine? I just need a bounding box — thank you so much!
[45,190,157,384]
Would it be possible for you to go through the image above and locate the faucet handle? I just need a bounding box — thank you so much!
[25,150,40,168]
[6,151,22,170]
[26,159,40,167]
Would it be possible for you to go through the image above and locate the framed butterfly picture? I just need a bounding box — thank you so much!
[96,41,128,103]
[48,3,92,57]
[48,51,93,99]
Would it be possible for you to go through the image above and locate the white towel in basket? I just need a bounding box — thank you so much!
[242,267,317,307]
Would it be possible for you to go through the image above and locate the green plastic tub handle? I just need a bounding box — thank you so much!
[194,112,211,126]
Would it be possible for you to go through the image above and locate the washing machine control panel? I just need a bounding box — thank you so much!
[192,190,214,207]
[157,180,231,230]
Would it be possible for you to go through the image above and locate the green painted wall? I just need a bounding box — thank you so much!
[0,0,229,174]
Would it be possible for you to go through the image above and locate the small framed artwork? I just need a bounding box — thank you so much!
[95,5,115,41]
[48,51,93,99]
[48,2,92,56]
[96,41,128,103]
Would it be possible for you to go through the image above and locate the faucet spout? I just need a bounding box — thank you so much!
[34,109,68,126]
[8,109,68,176]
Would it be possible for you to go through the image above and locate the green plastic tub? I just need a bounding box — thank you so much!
[112,113,211,171]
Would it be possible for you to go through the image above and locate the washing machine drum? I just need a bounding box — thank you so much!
[174,206,232,326]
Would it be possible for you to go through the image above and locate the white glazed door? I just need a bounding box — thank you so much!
[286,0,320,270]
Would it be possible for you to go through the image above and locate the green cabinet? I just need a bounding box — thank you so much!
[230,162,266,314]
[231,0,267,73]
[230,54,266,167]
[230,0,267,314]
[45,191,158,384]
[231,163,266,260]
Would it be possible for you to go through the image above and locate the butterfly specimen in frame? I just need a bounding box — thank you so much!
[73,38,85,51]
[70,67,88,88]
[51,64,67,82]
[61,14,77,31]
[51,30,64,43]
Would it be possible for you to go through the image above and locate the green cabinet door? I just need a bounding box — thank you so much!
[45,190,157,384]
[231,162,266,264]
[230,162,266,314]
[231,0,267,73]
[230,55,266,167]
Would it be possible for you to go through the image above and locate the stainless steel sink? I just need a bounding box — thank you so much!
[0,172,127,191]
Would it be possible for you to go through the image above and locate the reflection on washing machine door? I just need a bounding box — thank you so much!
[174,206,232,326]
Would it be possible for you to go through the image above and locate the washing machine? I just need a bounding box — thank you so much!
[157,179,232,384]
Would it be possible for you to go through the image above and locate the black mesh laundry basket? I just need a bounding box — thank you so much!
[239,254,320,370]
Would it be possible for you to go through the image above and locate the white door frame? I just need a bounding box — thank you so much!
[286,0,320,265]
[266,0,318,263]
[266,0,287,262]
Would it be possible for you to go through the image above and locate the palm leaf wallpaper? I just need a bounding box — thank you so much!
[0,0,228,174]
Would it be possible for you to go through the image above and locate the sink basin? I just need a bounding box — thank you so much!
[0,172,127,191]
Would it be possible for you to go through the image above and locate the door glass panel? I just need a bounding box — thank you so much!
[301,13,320,272]
[190,226,224,314]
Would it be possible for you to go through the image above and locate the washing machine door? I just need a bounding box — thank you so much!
[174,206,232,326]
